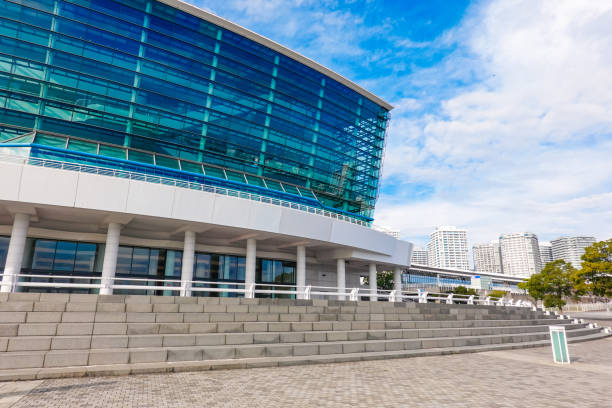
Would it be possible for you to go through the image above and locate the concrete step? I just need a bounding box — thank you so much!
[1,330,607,382]
[0,318,575,337]
[0,326,602,370]
[0,323,588,352]
[0,308,557,325]
[5,322,592,351]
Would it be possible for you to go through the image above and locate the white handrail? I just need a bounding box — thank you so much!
[0,273,533,307]
[0,154,370,227]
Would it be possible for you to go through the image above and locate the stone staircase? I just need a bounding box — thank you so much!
[0,293,609,380]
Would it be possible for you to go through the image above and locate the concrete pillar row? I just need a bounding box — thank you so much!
[180,230,196,297]
[100,222,121,296]
[0,213,30,293]
[393,266,403,293]
[296,245,306,299]
[244,238,256,298]
[336,258,346,301]
[368,263,378,302]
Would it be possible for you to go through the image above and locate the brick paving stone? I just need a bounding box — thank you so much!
[4,338,611,408]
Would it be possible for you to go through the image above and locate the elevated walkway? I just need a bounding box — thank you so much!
[0,293,609,380]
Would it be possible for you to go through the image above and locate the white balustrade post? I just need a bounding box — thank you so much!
[336,258,346,301]
[100,222,121,295]
[296,245,306,299]
[0,213,30,293]
[368,263,377,302]
[180,230,196,297]
[245,238,256,298]
[393,266,402,293]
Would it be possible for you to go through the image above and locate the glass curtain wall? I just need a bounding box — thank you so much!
[20,238,101,293]
[0,236,9,270]
[114,245,182,295]
[256,259,296,299]
[0,0,390,219]
[6,237,297,295]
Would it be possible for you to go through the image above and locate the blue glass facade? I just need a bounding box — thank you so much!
[11,237,296,296]
[0,0,390,220]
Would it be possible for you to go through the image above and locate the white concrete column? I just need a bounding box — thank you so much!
[336,258,346,301]
[0,213,30,293]
[296,245,306,299]
[394,266,403,293]
[245,238,256,298]
[368,263,378,302]
[180,230,196,297]
[100,223,121,295]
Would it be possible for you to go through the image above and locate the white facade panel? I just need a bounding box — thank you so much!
[211,195,252,229]
[125,181,176,218]
[74,173,130,213]
[278,209,332,242]
[247,202,282,234]
[19,165,78,207]
[0,161,23,201]
[330,221,394,256]
[170,188,215,224]
[0,162,413,268]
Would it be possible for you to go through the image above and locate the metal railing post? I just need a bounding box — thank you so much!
[245,283,255,299]
[304,285,311,300]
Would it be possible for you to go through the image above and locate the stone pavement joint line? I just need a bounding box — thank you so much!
[2,338,611,408]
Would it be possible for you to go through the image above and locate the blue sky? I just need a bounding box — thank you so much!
[192,0,612,249]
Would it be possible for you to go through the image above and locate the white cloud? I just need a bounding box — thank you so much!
[377,0,612,248]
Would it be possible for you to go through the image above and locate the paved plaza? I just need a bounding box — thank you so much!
[0,338,610,408]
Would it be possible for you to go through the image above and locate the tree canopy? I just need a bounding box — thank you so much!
[572,238,612,298]
[518,260,574,308]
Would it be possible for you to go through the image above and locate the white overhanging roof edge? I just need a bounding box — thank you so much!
[159,0,394,111]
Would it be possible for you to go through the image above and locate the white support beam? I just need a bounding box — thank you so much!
[368,263,377,302]
[296,245,306,299]
[393,266,402,293]
[0,213,30,293]
[227,233,260,244]
[180,230,196,296]
[337,258,346,301]
[170,224,215,236]
[244,238,256,298]
[276,240,311,250]
[100,223,121,295]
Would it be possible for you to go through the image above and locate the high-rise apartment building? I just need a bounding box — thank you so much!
[551,237,596,268]
[539,242,553,267]
[473,243,503,274]
[499,233,541,278]
[411,248,428,265]
[427,226,469,270]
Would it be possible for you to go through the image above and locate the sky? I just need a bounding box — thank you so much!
[191,0,612,250]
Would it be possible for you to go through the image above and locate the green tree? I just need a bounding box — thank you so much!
[487,290,508,299]
[450,286,477,296]
[572,239,612,298]
[376,270,395,291]
[519,260,574,308]
[362,270,395,291]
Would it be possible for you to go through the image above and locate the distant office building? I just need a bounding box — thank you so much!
[539,242,553,267]
[427,226,469,270]
[551,237,597,268]
[473,243,503,274]
[499,233,541,278]
[411,248,428,265]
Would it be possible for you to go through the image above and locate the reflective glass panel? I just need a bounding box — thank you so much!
[32,240,56,270]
